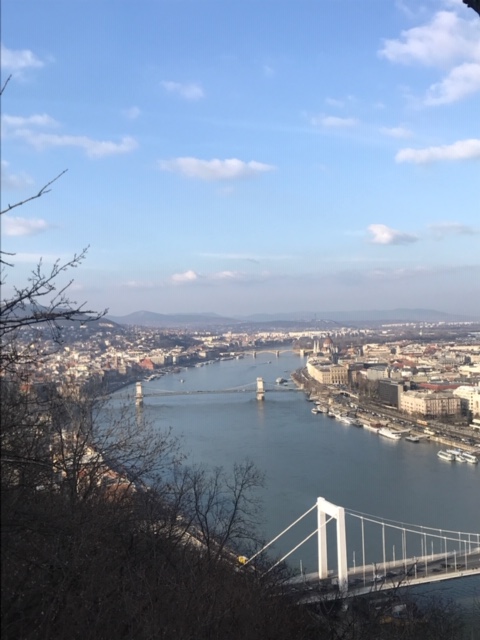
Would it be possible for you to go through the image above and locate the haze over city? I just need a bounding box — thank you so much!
[2,0,479,317]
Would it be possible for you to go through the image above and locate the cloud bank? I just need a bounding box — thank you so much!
[0,43,45,72]
[2,214,50,237]
[367,224,418,245]
[311,115,358,128]
[159,157,275,181]
[395,138,480,163]
[429,222,479,238]
[161,81,205,101]
[379,8,480,105]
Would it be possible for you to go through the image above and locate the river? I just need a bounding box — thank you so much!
[114,351,479,626]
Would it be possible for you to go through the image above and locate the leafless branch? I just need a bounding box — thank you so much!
[0,74,12,96]
[0,169,68,216]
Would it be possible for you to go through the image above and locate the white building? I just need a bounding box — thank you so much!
[453,384,480,417]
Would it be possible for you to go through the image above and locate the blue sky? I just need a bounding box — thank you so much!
[2,0,480,317]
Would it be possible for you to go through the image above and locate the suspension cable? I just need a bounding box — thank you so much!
[262,515,334,576]
[243,503,317,566]
[347,508,479,537]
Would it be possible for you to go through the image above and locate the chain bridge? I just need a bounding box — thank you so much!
[126,377,301,404]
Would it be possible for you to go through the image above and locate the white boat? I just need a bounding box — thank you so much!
[461,452,478,465]
[363,422,380,432]
[437,450,455,461]
[378,427,402,440]
[276,377,287,384]
[405,435,420,443]
[311,407,320,414]
[338,415,360,426]
[446,449,466,462]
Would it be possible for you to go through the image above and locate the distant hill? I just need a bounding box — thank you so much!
[236,309,479,324]
[108,308,479,328]
[107,310,240,328]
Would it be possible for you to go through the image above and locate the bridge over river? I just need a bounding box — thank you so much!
[116,378,302,404]
[242,497,480,599]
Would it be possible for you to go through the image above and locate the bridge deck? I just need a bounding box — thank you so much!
[287,548,480,599]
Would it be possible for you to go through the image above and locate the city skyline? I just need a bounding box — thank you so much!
[2,0,480,317]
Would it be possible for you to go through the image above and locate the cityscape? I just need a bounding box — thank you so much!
[2,0,480,637]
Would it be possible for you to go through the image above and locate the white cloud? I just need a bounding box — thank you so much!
[161,81,205,101]
[311,115,359,128]
[2,214,50,237]
[380,126,413,138]
[13,130,138,158]
[2,113,59,128]
[0,160,34,190]
[395,138,480,163]
[424,61,480,105]
[367,224,418,245]
[379,8,480,105]
[171,270,200,284]
[379,10,480,68]
[159,157,275,181]
[210,270,244,281]
[325,97,344,108]
[429,222,479,238]
[0,43,44,71]
[122,106,141,120]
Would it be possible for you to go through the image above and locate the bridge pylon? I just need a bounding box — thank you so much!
[256,377,265,401]
[135,381,144,407]
[317,497,348,592]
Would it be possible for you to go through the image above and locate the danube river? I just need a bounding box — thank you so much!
[115,351,479,619]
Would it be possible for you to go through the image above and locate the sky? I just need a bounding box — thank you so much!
[1,0,480,318]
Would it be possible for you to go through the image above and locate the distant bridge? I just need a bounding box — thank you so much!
[241,348,300,357]
[118,379,302,404]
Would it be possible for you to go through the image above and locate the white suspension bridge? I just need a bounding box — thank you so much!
[242,497,480,598]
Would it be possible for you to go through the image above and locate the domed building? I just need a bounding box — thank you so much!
[323,336,334,352]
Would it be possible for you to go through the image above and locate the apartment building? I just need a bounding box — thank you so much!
[400,390,461,417]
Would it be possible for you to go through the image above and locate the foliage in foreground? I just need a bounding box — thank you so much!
[1,381,470,640]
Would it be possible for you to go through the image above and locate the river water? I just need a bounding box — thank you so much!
[115,352,479,625]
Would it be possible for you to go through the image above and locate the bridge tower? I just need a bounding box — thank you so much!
[252,351,257,358]
[256,377,265,401]
[317,497,348,592]
[135,381,144,407]
[275,350,280,357]
[300,348,305,358]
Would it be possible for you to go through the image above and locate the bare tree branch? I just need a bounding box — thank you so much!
[0,170,68,216]
[0,74,12,96]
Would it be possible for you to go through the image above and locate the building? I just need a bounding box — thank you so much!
[307,361,349,385]
[453,385,480,417]
[400,390,461,418]
[377,379,407,408]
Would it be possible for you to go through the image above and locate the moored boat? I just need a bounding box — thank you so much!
[437,450,455,461]
[363,422,380,432]
[405,435,420,443]
[461,452,478,464]
[378,427,402,440]
[446,449,467,462]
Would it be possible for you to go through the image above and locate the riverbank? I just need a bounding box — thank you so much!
[290,368,480,457]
